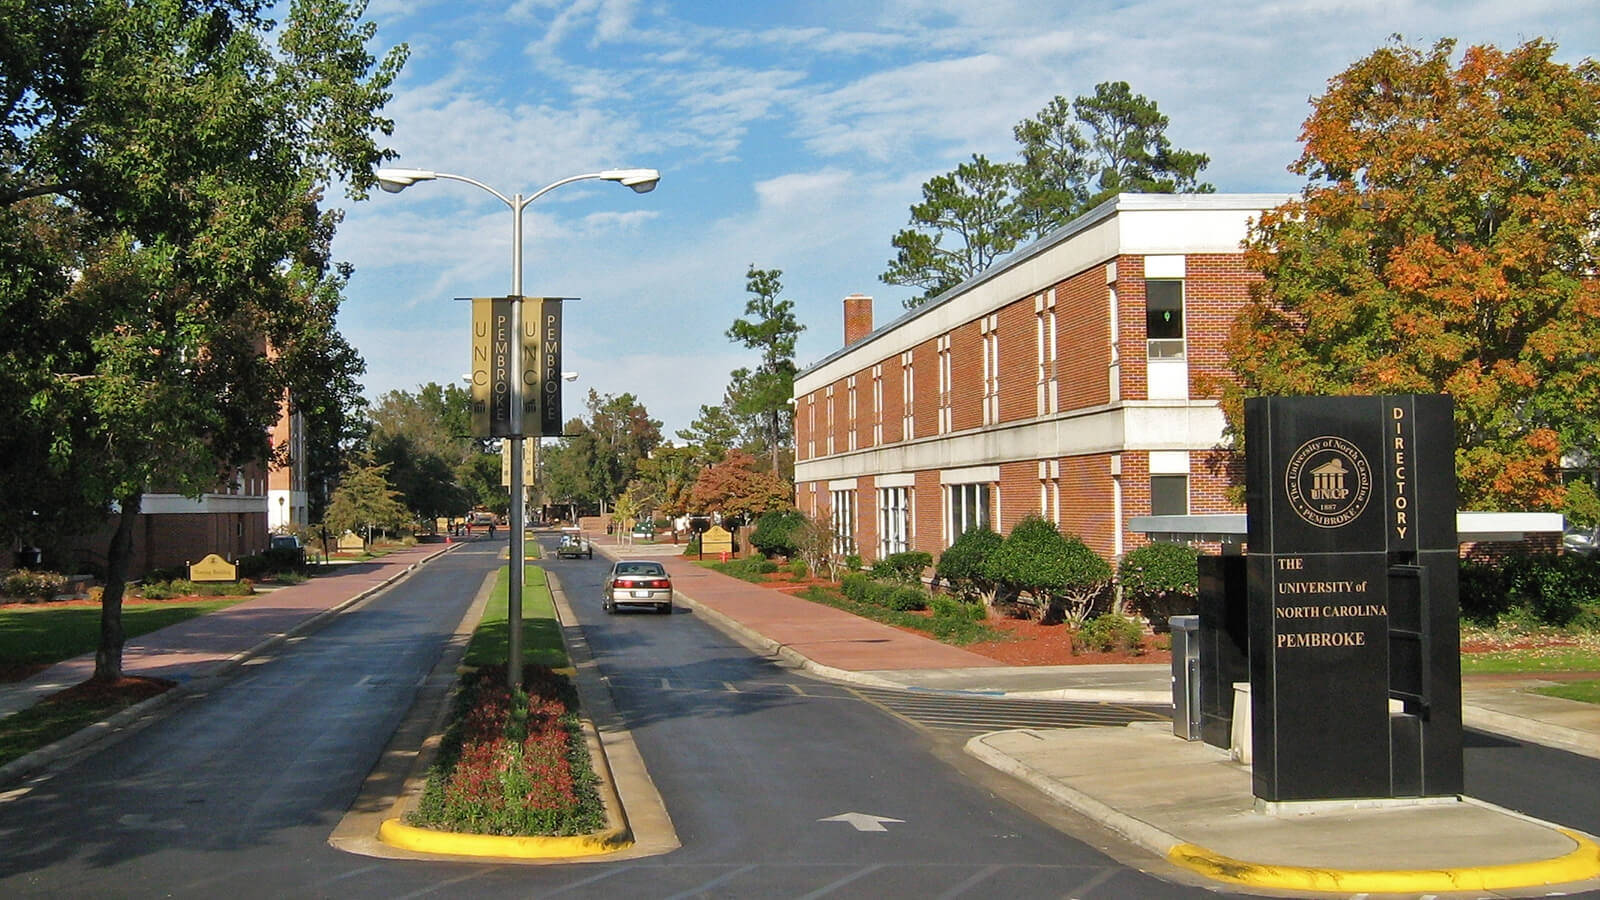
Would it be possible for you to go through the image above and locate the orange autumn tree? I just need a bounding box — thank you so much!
[1223,37,1600,510]
[687,449,793,527]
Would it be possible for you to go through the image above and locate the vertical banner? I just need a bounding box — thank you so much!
[535,298,564,437]
[470,298,493,438]
[471,297,517,437]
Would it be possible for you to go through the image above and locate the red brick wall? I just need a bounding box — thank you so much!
[913,471,943,554]
[1184,254,1259,398]
[1114,255,1149,401]
[1060,454,1118,558]
[996,302,1034,423]
[856,476,878,558]
[912,340,938,440]
[1058,268,1114,409]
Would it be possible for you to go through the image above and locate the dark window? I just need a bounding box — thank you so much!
[1146,281,1184,339]
[1150,475,1188,516]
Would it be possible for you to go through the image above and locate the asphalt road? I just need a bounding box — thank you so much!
[2,541,1598,899]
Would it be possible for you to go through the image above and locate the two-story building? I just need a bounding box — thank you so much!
[792,193,1293,564]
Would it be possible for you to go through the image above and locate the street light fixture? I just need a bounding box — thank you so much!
[374,164,660,691]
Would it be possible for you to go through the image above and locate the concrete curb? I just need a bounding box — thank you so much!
[965,728,1600,894]
[1463,704,1600,762]
[0,544,455,789]
[1165,829,1600,894]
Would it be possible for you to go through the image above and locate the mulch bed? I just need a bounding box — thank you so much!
[43,675,174,706]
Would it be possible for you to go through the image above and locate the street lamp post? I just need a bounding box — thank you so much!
[375,165,659,691]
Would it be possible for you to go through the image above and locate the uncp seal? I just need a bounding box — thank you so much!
[1284,435,1372,528]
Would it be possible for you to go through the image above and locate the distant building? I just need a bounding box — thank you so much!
[47,390,301,578]
[792,193,1293,563]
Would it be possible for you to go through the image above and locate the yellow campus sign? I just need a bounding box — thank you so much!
[190,554,237,583]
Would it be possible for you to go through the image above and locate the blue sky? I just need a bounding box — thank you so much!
[331,0,1600,437]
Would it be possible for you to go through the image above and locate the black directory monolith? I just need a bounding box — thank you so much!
[1244,395,1462,803]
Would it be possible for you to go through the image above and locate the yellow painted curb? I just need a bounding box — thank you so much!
[1168,829,1600,893]
[378,817,632,859]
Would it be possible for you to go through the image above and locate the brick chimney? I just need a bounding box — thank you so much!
[843,294,873,347]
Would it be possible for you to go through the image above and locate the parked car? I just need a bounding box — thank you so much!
[1563,525,1599,556]
[602,560,673,614]
[556,532,593,559]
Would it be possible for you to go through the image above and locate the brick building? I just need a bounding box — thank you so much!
[792,193,1293,564]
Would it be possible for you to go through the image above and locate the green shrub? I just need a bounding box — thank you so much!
[870,551,932,585]
[1,569,68,601]
[840,571,870,601]
[136,578,254,599]
[750,509,806,559]
[1460,553,1600,628]
[1076,614,1146,654]
[788,559,809,578]
[983,516,1112,624]
[1118,541,1200,629]
[844,554,863,572]
[683,536,701,556]
[936,527,1003,604]
[887,585,930,611]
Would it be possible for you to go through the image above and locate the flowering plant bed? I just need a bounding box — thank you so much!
[408,663,604,836]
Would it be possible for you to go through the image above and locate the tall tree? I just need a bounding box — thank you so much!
[725,266,804,473]
[0,0,405,681]
[1222,38,1600,510]
[537,391,663,514]
[881,154,1022,308]
[887,84,1212,309]
[323,457,412,544]
[1013,82,1212,239]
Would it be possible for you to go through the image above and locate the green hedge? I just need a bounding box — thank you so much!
[1460,553,1600,628]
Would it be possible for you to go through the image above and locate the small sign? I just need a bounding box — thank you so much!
[337,531,366,551]
[701,525,733,555]
[190,554,237,582]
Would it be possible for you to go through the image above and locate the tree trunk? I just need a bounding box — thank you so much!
[94,491,142,682]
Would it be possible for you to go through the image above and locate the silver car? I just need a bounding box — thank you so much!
[603,560,673,614]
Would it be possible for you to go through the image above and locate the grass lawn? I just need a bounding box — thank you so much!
[1534,680,1600,704]
[0,598,246,767]
[462,565,568,668]
[0,598,245,679]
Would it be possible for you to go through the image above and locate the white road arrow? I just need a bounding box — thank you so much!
[818,812,905,832]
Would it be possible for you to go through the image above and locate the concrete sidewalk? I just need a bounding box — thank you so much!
[595,533,1600,894]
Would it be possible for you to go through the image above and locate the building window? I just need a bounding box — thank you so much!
[806,396,815,460]
[946,482,991,544]
[1150,475,1189,516]
[1039,460,1060,524]
[878,486,910,557]
[937,334,953,434]
[846,376,858,451]
[980,314,999,425]
[901,351,915,439]
[831,489,857,556]
[871,364,883,447]
[825,386,835,456]
[1146,280,1185,360]
[1036,293,1058,415]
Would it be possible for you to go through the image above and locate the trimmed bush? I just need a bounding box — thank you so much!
[788,559,809,578]
[887,585,930,611]
[870,551,932,585]
[1,569,68,601]
[750,509,807,559]
[936,527,1003,606]
[982,516,1112,624]
[1075,614,1146,654]
[1118,541,1200,630]
[841,571,873,602]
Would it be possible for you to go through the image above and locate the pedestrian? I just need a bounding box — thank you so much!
[488,522,496,538]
